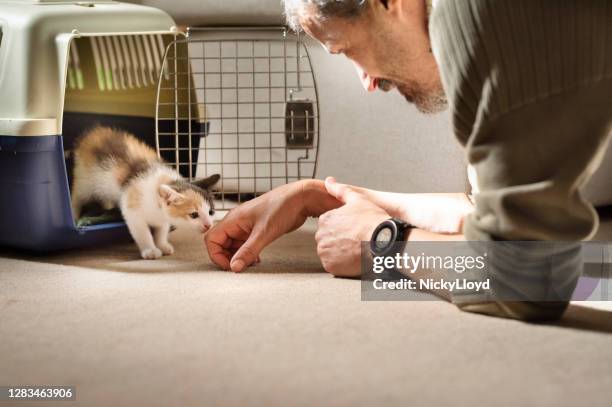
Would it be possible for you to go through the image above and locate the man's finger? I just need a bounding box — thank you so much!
[229,239,246,250]
[205,226,243,270]
[324,177,360,204]
[206,238,232,270]
[229,228,273,272]
[205,218,254,270]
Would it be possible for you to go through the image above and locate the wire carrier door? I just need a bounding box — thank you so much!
[156,27,320,210]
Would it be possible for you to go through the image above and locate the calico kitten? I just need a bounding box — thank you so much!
[71,126,220,259]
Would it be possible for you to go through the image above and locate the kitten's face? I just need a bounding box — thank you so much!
[159,185,215,233]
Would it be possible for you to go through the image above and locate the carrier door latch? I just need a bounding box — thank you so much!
[285,100,315,149]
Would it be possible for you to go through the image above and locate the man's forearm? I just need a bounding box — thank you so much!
[407,227,465,242]
[299,180,474,234]
[364,191,474,234]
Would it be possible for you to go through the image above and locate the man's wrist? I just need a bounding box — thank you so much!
[364,214,395,243]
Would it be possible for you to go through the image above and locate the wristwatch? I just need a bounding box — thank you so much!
[370,218,413,257]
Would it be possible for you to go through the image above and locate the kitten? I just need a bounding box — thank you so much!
[71,126,220,259]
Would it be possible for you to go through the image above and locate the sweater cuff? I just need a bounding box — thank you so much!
[452,215,583,304]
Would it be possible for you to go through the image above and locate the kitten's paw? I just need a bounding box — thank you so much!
[158,242,174,256]
[141,247,163,260]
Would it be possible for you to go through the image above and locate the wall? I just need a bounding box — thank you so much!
[306,38,468,193]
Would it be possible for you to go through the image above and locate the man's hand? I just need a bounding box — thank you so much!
[315,177,390,278]
[205,180,341,272]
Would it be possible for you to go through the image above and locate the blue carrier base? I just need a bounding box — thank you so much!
[0,135,131,252]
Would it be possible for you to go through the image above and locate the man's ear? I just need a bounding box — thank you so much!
[159,185,184,205]
[375,0,403,15]
[192,174,220,191]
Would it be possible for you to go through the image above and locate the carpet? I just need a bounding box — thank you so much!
[1,219,611,406]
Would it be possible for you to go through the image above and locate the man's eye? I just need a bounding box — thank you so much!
[189,212,199,219]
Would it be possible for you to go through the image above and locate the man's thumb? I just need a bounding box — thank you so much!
[324,176,347,202]
[230,234,265,272]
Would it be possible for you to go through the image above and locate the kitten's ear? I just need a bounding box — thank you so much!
[159,185,183,205]
[192,174,220,190]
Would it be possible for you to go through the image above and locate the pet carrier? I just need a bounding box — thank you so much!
[0,0,180,251]
[0,1,320,252]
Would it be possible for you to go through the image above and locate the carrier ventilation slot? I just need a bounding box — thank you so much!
[74,34,169,92]
[67,41,84,90]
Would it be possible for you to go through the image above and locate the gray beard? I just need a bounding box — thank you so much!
[379,79,448,114]
[399,85,448,114]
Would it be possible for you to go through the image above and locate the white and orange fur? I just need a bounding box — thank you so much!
[71,126,220,259]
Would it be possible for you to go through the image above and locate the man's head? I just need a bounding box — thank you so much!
[283,0,447,114]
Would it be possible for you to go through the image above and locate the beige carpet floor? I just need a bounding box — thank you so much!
[1,218,612,407]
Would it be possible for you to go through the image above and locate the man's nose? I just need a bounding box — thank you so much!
[353,62,377,92]
[362,73,377,92]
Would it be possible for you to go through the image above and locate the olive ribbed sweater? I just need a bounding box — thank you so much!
[430,0,612,243]
[429,0,612,314]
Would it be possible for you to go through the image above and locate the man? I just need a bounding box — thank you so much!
[205,0,612,320]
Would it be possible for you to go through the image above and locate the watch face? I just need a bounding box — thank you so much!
[375,226,394,251]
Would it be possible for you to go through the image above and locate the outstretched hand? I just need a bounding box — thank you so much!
[205,180,341,272]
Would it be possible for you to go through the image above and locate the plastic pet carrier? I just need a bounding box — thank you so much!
[0,1,320,252]
[0,0,181,251]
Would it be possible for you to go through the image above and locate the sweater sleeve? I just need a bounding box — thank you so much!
[430,0,612,242]
[429,0,612,311]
